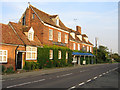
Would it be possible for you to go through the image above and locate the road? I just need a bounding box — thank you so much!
[2,63,119,89]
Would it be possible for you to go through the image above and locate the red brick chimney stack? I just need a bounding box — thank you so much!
[76,26,81,34]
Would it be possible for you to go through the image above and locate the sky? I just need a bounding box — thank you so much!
[0,1,119,54]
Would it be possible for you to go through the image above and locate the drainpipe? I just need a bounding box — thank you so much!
[15,45,19,70]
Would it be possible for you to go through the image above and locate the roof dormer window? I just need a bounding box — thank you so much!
[70,32,75,39]
[56,18,59,26]
[28,27,34,41]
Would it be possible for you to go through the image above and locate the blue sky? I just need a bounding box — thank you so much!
[0,1,118,54]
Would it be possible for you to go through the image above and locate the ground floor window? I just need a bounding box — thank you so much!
[49,50,53,59]
[26,46,37,60]
[58,50,61,59]
[66,52,68,59]
[0,50,7,63]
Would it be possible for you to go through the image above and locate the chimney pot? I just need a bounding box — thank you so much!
[76,26,81,34]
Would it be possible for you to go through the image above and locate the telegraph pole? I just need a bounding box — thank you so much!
[95,37,98,64]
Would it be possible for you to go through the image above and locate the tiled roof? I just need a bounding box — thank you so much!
[29,5,69,32]
[9,22,42,46]
[0,23,24,45]
[82,34,88,37]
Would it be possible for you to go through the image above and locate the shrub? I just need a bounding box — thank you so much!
[1,65,6,73]
[23,61,39,71]
[6,66,14,73]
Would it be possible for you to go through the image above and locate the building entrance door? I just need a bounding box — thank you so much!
[17,52,22,69]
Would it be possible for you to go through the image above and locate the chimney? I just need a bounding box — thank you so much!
[76,26,81,34]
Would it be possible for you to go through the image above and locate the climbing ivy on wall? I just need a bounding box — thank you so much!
[37,45,73,69]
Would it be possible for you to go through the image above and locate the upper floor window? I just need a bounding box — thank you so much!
[65,34,68,43]
[73,43,76,50]
[58,50,61,59]
[28,27,34,41]
[0,50,7,63]
[32,13,35,19]
[78,44,80,51]
[49,29,53,40]
[49,50,53,59]
[26,46,37,60]
[58,32,61,42]
[22,15,25,25]
[56,18,59,26]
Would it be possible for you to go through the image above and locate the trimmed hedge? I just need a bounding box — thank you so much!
[37,45,73,69]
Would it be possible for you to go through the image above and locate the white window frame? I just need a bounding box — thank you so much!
[78,44,80,51]
[73,43,76,50]
[49,50,53,59]
[28,27,34,41]
[66,52,68,59]
[87,46,89,52]
[58,50,61,59]
[65,34,68,43]
[28,32,34,41]
[0,50,7,63]
[58,32,61,42]
[56,18,59,26]
[26,47,37,60]
[90,47,92,52]
[49,29,53,40]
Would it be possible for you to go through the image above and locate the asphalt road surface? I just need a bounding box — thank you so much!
[2,63,119,89]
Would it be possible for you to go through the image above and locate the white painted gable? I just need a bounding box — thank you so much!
[28,27,34,33]
[70,32,75,39]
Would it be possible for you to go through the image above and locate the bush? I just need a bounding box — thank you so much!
[2,65,6,73]
[6,66,14,73]
[23,61,39,71]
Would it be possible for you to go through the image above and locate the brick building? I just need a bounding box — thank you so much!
[0,3,94,70]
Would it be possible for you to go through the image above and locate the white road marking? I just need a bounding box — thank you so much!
[61,73,72,77]
[103,73,106,75]
[93,77,97,79]
[7,79,45,88]
[71,86,76,89]
[79,82,85,86]
[86,79,91,83]
[99,74,102,77]
[106,71,109,73]
[57,76,59,78]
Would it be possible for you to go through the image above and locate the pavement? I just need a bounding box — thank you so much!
[2,64,102,81]
[1,63,119,89]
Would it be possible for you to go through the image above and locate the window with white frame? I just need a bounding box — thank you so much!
[28,27,34,41]
[66,52,68,59]
[65,34,68,43]
[26,47,37,60]
[73,43,76,50]
[90,47,92,52]
[49,29,53,40]
[87,46,89,52]
[56,19,59,26]
[58,32,61,42]
[28,32,34,41]
[78,44,80,51]
[49,50,53,59]
[0,50,7,63]
[58,50,61,59]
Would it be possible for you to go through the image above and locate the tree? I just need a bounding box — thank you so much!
[93,45,109,63]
